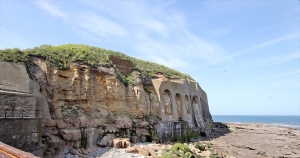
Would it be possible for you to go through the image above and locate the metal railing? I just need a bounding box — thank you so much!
[0,109,43,119]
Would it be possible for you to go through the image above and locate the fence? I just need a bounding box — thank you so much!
[154,121,201,142]
[0,109,42,119]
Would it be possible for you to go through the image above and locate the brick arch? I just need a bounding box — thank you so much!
[175,93,182,119]
[163,90,172,115]
[185,95,191,114]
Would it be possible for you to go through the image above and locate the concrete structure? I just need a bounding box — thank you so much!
[152,78,211,129]
[0,61,44,157]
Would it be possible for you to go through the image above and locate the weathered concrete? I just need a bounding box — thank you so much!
[152,78,211,129]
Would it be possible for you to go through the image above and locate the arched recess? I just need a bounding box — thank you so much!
[192,95,203,127]
[175,93,182,118]
[163,90,172,115]
[192,96,199,105]
[185,95,191,114]
[200,98,206,119]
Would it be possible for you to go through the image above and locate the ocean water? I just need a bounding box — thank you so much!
[212,115,300,129]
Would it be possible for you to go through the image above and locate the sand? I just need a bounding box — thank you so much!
[206,122,300,158]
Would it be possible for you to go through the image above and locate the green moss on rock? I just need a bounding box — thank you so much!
[0,44,193,81]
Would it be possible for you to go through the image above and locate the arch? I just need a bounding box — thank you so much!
[163,90,172,115]
[200,98,206,120]
[185,95,191,114]
[175,93,182,118]
[192,96,199,105]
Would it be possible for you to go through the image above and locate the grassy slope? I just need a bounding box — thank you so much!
[0,44,192,81]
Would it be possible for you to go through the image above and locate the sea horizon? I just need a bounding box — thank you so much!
[212,115,300,130]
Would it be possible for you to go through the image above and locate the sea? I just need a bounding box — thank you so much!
[212,115,300,130]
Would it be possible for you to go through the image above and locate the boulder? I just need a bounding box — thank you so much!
[144,146,156,157]
[134,145,150,156]
[122,138,131,148]
[58,129,81,141]
[126,147,138,153]
[86,146,98,153]
[123,121,132,129]
[113,138,131,148]
[97,134,115,147]
[56,120,66,129]
[140,135,146,142]
[46,119,57,127]
[138,122,149,128]
[113,138,122,148]
[81,148,89,155]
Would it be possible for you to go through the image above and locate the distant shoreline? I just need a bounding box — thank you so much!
[212,115,300,131]
[216,122,300,130]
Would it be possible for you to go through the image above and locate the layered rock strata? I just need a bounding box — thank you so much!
[0,55,212,157]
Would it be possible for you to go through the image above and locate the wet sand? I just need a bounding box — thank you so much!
[206,123,300,158]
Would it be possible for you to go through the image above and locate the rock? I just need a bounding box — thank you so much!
[86,146,98,153]
[59,129,81,141]
[126,147,138,153]
[46,119,57,127]
[85,128,101,147]
[134,145,150,156]
[123,139,131,148]
[113,138,123,148]
[97,134,115,147]
[138,122,150,128]
[131,136,138,143]
[144,146,156,157]
[123,121,132,129]
[81,148,89,155]
[56,120,66,129]
[69,148,81,155]
[140,135,146,142]
[72,130,82,141]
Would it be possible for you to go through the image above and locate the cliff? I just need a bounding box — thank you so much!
[0,44,212,157]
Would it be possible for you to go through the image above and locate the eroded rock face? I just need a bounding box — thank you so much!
[28,57,155,120]
[0,57,212,157]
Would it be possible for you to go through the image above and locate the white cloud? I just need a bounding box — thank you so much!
[275,70,300,77]
[32,0,226,68]
[242,52,300,67]
[34,1,66,18]
[73,12,128,39]
[225,33,300,61]
[252,34,299,50]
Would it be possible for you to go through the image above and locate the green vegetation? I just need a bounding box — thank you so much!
[60,105,84,116]
[159,143,208,158]
[0,44,193,84]
[194,143,206,151]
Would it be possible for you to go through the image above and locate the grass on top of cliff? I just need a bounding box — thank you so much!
[0,44,192,80]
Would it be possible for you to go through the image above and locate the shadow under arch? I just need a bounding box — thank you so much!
[185,95,191,114]
[163,89,172,115]
[175,93,182,119]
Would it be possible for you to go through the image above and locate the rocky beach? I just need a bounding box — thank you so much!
[207,123,300,158]
[61,122,300,158]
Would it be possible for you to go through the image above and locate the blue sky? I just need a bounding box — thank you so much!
[0,0,299,115]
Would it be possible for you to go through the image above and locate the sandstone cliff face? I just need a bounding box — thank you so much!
[0,55,212,157]
[27,56,159,121]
